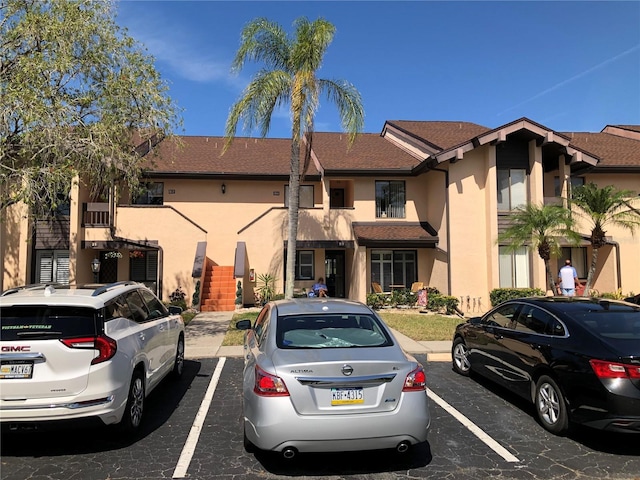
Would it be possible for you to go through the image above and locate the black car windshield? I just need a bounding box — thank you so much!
[0,306,98,341]
[276,314,393,349]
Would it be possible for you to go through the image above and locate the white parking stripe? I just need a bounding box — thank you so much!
[173,357,227,478]
[427,388,520,463]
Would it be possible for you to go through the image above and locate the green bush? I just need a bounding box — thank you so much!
[489,287,545,307]
[427,293,459,314]
[366,293,388,309]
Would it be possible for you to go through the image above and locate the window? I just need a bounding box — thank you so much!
[35,250,70,285]
[484,304,519,329]
[553,176,585,198]
[497,169,527,211]
[371,250,416,292]
[130,250,158,291]
[296,251,314,280]
[284,185,314,208]
[561,247,587,279]
[499,246,530,288]
[276,314,393,349]
[124,290,149,323]
[375,181,405,218]
[516,305,554,335]
[133,182,164,205]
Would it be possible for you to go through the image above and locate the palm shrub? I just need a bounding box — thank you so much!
[498,203,581,294]
[571,183,640,296]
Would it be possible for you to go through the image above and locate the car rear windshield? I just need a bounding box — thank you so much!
[577,308,640,340]
[0,306,98,341]
[276,314,393,349]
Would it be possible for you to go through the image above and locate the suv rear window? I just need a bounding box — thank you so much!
[0,306,98,341]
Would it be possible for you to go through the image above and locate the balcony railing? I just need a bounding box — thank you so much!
[83,202,110,227]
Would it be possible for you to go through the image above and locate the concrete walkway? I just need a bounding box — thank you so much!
[185,311,453,362]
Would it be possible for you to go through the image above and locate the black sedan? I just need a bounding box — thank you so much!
[452,296,640,435]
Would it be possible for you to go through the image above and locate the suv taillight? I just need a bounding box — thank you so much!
[403,365,426,391]
[254,365,289,396]
[60,335,117,365]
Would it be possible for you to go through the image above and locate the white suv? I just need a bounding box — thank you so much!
[0,281,185,433]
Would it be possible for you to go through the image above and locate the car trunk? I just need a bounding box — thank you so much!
[271,347,414,415]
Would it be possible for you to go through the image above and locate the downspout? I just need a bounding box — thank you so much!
[431,167,452,295]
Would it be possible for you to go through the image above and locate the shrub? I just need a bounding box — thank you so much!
[191,280,200,307]
[169,286,187,310]
[427,293,459,314]
[235,281,243,305]
[489,287,545,307]
[366,293,388,309]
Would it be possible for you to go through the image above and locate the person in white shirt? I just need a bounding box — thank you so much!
[558,259,581,296]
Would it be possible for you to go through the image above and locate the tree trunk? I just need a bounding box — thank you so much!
[584,247,599,296]
[285,138,301,299]
[544,259,559,295]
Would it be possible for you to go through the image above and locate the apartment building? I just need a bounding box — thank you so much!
[2,117,639,311]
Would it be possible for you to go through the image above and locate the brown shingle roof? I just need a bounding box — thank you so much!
[352,222,439,247]
[386,120,491,151]
[310,132,421,172]
[141,136,319,177]
[563,132,640,167]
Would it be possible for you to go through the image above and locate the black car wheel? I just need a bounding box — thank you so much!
[172,334,185,379]
[120,370,145,433]
[535,375,569,435]
[452,337,471,376]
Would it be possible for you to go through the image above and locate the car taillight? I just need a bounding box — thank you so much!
[254,365,289,396]
[403,365,426,391]
[60,335,117,365]
[590,359,640,380]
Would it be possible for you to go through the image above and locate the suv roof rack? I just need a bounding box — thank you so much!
[1,283,66,297]
[92,281,140,297]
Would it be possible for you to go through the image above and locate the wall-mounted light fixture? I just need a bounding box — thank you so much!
[91,258,101,283]
[221,183,226,194]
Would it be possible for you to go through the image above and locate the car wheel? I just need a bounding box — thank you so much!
[452,337,471,376]
[172,334,185,379]
[120,370,145,433]
[535,375,569,435]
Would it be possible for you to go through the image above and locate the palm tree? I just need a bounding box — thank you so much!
[224,17,364,298]
[498,203,581,294]
[571,183,640,295]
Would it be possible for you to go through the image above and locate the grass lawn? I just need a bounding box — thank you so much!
[222,309,464,346]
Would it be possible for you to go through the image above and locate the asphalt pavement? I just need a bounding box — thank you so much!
[184,310,453,362]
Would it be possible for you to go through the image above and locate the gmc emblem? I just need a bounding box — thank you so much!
[1,346,31,352]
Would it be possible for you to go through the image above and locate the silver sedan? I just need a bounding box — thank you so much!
[236,298,430,459]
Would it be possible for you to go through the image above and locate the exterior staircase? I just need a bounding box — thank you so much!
[200,264,236,312]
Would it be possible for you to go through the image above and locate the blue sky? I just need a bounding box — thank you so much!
[116,1,640,138]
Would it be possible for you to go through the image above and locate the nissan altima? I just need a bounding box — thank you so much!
[452,296,640,435]
[235,298,430,458]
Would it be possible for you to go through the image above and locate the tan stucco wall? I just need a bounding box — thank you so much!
[447,147,492,308]
[1,202,31,289]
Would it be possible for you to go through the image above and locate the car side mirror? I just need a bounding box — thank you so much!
[168,305,183,315]
[236,319,252,330]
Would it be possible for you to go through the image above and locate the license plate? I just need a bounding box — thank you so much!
[331,387,364,405]
[0,361,34,379]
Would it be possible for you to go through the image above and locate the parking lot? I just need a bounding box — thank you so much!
[1,355,639,480]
